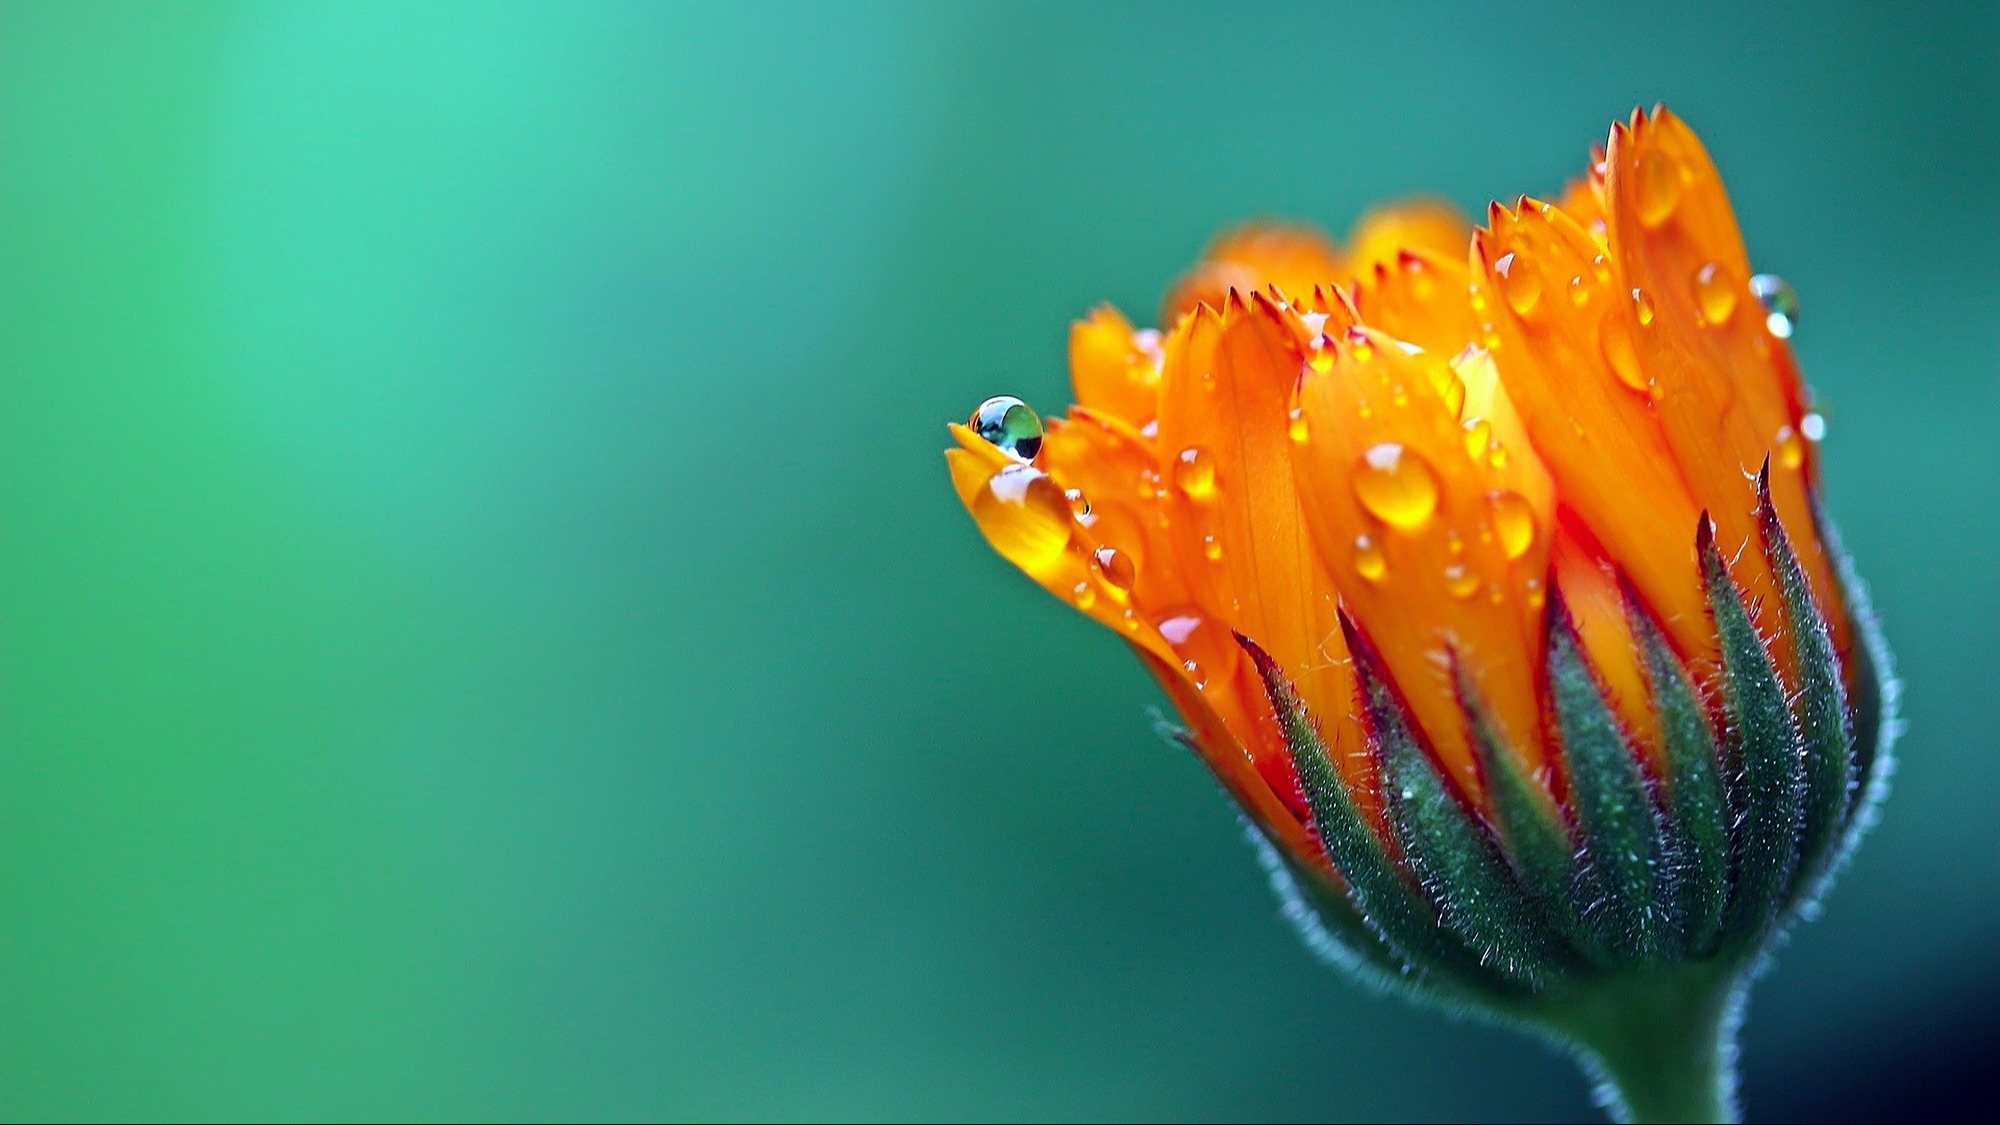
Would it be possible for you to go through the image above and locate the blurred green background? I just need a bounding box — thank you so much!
[0,2,1993,1120]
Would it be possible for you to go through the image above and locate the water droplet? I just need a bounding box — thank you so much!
[1347,330,1375,363]
[1353,443,1440,530]
[1182,660,1207,689]
[1599,315,1647,393]
[1590,254,1611,284]
[1495,251,1542,316]
[1631,288,1655,327]
[1461,418,1492,461]
[1093,545,1136,594]
[1568,275,1591,307]
[1307,336,1335,373]
[1174,447,1217,500]
[1487,442,1509,469]
[1353,535,1387,582]
[1800,411,1827,442]
[1443,562,1479,598]
[1063,488,1091,519]
[973,466,1071,575]
[1072,581,1097,610]
[1157,612,1203,647]
[1488,491,1537,560]
[1750,274,1799,339]
[1775,425,1804,470]
[1202,534,1222,561]
[1693,261,1740,325]
[1635,149,1683,227]
[1525,577,1546,610]
[970,395,1044,462]
[1288,407,1309,444]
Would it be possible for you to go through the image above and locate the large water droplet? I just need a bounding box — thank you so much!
[1635,149,1684,227]
[1353,535,1387,582]
[1599,315,1648,393]
[970,395,1044,461]
[1495,251,1542,316]
[1092,546,1137,595]
[1353,443,1441,530]
[973,465,1071,575]
[1750,274,1799,339]
[1174,446,1217,500]
[1488,490,1537,560]
[1693,261,1740,325]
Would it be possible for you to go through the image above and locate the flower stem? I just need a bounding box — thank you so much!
[1546,966,1744,1124]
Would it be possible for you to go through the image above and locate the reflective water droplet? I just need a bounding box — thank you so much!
[1495,251,1542,316]
[1182,659,1207,690]
[1750,274,1799,338]
[1063,488,1091,519]
[1488,491,1537,560]
[973,466,1071,575]
[1590,254,1611,284]
[1568,275,1591,307]
[1307,335,1335,373]
[1288,407,1309,444]
[1092,545,1136,594]
[1693,261,1740,325]
[1157,612,1203,648]
[1353,535,1387,582]
[1800,411,1827,442]
[1775,425,1804,471]
[1202,534,1222,561]
[970,395,1044,462]
[1635,149,1684,227]
[1443,562,1479,598]
[1353,443,1440,530]
[1487,442,1509,469]
[1631,288,1655,327]
[1599,315,1648,393]
[1462,418,1492,461]
[1525,577,1546,610]
[1347,330,1375,362]
[1174,446,1217,500]
[1072,581,1096,610]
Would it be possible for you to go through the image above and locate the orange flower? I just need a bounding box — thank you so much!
[945,107,1891,1121]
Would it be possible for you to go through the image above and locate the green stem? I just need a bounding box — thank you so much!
[1545,966,1744,1124]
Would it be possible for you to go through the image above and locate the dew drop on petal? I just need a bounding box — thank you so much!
[1693,261,1740,325]
[1775,425,1804,471]
[1635,149,1684,227]
[1750,274,1799,338]
[1443,562,1479,598]
[1288,407,1309,444]
[970,395,1044,462]
[1353,535,1387,582]
[973,465,1071,576]
[1202,534,1222,561]
[1568,275,1591,307]
[1462,418,1492,461]
[1092,545,1137,595]
[1488,490,1537,560]
[1173,446,1217,500]
[1630,288,1655,327]
[1800,411,1827,442]
[1353,443,1440,530]
[1063,488,1091,520]
[1182,659,1208,689]
[1495,251,1542,316]
[1525,577,1546,610]
[1071,581,1096,610]
[1599,315,1648,393]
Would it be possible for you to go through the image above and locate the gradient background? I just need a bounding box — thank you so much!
[0,2,1994,1121]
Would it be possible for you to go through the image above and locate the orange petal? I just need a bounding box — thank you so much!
[1162,224,1343,326]
[1068,305,1163,431]
[1346,198,1472,279]
[1154,293,1358,804]
[1292,327,1552,796]
[1603,107,1846,670]
[1473,199,1712,665]
[1351,248,1481,357]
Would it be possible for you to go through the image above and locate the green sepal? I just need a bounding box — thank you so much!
[1622,581,1730,957]
[1456,665,1591,957]
[1234,632,1484,990]
[1756,467,1855,906]
[1699,513,1807,951]
[1547,592,1671,965]
[1336,619,1566,987]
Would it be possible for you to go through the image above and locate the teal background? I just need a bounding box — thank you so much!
[0,2,1993,1120]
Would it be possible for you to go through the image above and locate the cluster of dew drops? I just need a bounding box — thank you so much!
[967,189,1821,684]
